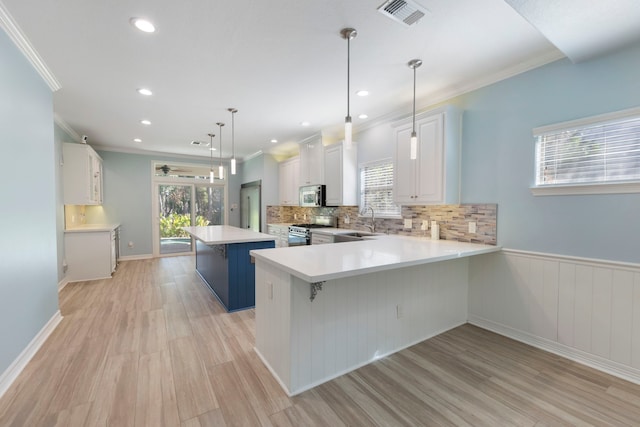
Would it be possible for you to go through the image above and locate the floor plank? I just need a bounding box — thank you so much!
[1,256,639,426]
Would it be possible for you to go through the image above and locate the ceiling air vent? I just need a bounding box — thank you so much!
[377,0,428,27]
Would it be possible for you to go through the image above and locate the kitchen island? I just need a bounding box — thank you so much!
[183,225,275,312]
[250,235,500,395]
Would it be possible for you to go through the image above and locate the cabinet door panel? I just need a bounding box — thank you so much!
[393,125,417,203]
[416,114,444,203]
[324,145,342,205]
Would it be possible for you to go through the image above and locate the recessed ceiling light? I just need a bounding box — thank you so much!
[137,88,153,96]
[140,119,151,125]
[356,90,369,96]
[358,114,368,119]
[133,138,142,143]
[130,18,155,33]
[300,121,311,126]
[210,147,217,151]
[270,139,278,143]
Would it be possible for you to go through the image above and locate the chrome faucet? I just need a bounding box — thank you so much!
[364,206,375,233]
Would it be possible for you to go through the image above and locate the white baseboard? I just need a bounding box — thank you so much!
[58,278,69,292]
[0,311,63,398]
[468,316,640,386]
[117,254,153,261]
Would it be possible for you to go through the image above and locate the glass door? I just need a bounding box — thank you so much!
[195,185,225,226]
[158,184,193,254]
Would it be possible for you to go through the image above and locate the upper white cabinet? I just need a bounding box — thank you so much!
[279,156,300,206]
[63,142,103,205]
[393,105,461,205]
[324,142,357,206]
[298,133,324,185]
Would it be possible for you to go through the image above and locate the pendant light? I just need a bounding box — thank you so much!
[216,122,225,179]
[228,108,237,175]
[340,28,357,149]
[208,133,215,183]
[408,59,422,160]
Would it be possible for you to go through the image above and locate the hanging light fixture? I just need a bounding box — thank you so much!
[208,133,215,183]
[408,59,422,160]
[340,27,357,149]
[216,122,225,179]
[228,108,237,175]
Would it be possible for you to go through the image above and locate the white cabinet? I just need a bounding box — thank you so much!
[324,142,357,206]
[62,142,103,205]
[310,232,333,245]
[64,226,119,282]
[278,156,300,206]
[298,133,324,185]
[393,106,461,205]
[267,224,289,248]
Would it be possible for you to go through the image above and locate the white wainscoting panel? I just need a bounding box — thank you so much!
[256,258,470,395]
[469,250,640,384]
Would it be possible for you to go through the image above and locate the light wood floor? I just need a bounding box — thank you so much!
[1,256,640,426]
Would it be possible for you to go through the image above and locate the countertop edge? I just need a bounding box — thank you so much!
[64,223,120,232]
[251,244,501,283]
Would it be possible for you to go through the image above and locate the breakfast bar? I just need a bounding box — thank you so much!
[183,225,275,312]
[250,236,500,395]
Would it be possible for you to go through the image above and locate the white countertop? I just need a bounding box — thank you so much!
[183,225,275,245]
[65,223,120,233]
[250,235,501,282]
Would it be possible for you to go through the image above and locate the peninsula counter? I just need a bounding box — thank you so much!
[250,236,500,395]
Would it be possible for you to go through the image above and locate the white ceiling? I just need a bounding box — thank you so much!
[1,0,637,161]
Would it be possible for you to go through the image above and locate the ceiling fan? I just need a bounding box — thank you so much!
[155,164,190,175]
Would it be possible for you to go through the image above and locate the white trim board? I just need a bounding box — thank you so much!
[0,311,63,398]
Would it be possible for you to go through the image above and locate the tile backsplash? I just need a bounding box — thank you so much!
[267,204,497,245]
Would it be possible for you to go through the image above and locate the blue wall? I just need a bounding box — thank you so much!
[457,43,640,263]
[0,30,58,373]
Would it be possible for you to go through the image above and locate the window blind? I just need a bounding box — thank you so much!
[535,113,640,186]
[360,160,401,216]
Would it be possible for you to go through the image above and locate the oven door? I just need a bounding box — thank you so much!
[288,229,309,246]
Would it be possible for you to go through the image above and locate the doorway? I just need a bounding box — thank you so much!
[240,180,261,232]
[152,161,227,256]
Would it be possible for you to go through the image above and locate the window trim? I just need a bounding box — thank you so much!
[359,158,402,219]
[531,106,640,196]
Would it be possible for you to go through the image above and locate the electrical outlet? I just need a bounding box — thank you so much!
[396,304,403,319]
[404,219,412,229]
[468,221,477,234]
[128,241,134,248]
[421,220,429,230]
[294,213,298,220]
[344,215,350,224]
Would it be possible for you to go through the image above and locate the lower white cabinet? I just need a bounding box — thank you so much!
[267,224,289,248]
[64,226,119,282]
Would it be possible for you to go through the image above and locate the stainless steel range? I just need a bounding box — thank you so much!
[288,215,335,246]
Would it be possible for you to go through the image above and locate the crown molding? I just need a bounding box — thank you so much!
[0,1,61,91]
[53,114,81,142]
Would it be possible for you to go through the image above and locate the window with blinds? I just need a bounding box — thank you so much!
[359,159,401,217]
[534,109,640,190]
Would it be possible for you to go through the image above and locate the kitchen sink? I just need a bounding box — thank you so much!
[333,231,381,243]
[337,231,379,237]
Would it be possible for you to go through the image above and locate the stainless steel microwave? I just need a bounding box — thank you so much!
[299,184,326,207]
